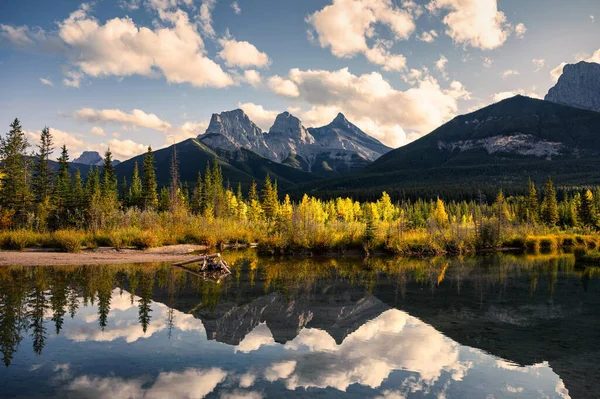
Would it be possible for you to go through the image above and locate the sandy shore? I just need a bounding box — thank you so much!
[0,244,211,266]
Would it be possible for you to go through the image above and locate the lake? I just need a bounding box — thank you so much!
[1,251,599,398]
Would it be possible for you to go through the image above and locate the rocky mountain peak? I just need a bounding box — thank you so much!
[545,61,600,112]
[73,151,120,166]
[268,112,314,145]
[331,112,349,126]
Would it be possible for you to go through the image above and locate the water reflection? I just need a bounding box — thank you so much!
[0,252,598,398]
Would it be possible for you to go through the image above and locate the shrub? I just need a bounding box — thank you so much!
[52,230,83,253]
[132,230,160,250]
[0,230,39,251]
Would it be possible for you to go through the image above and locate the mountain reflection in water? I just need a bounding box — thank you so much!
[0,252,599,398]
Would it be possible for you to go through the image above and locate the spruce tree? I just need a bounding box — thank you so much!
[71,169,85,211]
[261,174,279,220]
[526,178,539,224]
[168,145,180,212]
[578,189,597,228]
[101,148,118,199]
[129,161,142,208]
[541,177,559,227]
[190,171,203,214]
[32,127,54,203]
[53,145,72,224]
[141,146,158,210]
[0,118,32,221]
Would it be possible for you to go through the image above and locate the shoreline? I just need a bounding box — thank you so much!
[0,244,211,266]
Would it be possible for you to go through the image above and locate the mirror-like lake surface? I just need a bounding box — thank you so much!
[1,252,599,398]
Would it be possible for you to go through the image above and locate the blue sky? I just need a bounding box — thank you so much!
[1,0,599,161]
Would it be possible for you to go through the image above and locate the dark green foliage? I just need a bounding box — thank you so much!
[0,118,31,224]
[32,127,54,203]
[141,146,158,210]
[129,161,142,208]
[541,177,559,226]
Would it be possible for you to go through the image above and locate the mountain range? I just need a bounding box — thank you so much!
[112,61,600,197]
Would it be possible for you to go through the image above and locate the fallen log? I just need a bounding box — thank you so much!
[172,253,221,267]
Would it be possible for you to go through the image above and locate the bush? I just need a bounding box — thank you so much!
[52,230,83,253]
[525,237,540,252]
[132,231,160,250]
[0,230,39,251]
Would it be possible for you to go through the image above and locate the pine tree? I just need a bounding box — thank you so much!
[53,145,72,224]
[71,169,85,211]
[0,118,32,222]
[141,146,158,210]
[190,171,203,214]
[32,127,54,203]
[541,177,559,227]
[168,145,180,212]
[526,178,539,224]
[101,148,118,199]
[119,176,129,206]
[129,161,142,208]
[578,189,597,227]
[261,174,279,220]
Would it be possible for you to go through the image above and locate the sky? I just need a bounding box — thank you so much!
[1,0,599,161]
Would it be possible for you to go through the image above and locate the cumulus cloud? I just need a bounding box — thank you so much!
[267,76,300,97]
[532,58,545,72]
[550,49,600,83]
[72,107,207,143]
[40,77,54,86]
[62,69,83,88]
[266,67,470,147]
[428,0,513,49]
[306,0,416,70]
[231,2,241,14]
[235,323,277,353]
[591,15,595,24]
[199,0,217,38]
[515,23,527,39]
[502,69,519,79]
[66,368,227,399]
[265,309,471,392]
[550,62,567,82]
[238,103,279,131]
[218,37,270,68]
[492,88,541,102]
[54,5,233,88]
[417,30,438,43]
[243,70,262,87]
[220,390,263,399]
[91,127,105,136]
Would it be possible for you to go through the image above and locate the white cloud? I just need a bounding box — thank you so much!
[67,368,227,399]
[0,24,39,46]
[231,2,241,14]
[591,15,595,24]
[243,70,262,87]
[218,37,270,68]
[483,57,494,68]
[417,30,438,43]
[428,0,512,49]
[238,103,278,131]
[74,108,173,132]
[267,67,470,147]
[40,77,54,87]
[550,62,567,82]
[239,373,256,389]
[515,23,527,39]
[55,4,232,88]
[119,0,141,10]
[532,58,545,72]
[199,0,217,38]
[492,88,541,102]
[235,323,276,353]
[265,309,471,392]
[502,69,519,79]
[91,127,106,136]
[435,55,448,79]
[63,69,83,88]
[267,76,300,97]
[306,0,416,69]
[220,390,263,399]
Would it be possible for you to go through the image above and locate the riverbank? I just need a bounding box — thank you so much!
[0,244,210,266]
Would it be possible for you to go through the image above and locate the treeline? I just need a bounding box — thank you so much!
[3,118,600,254]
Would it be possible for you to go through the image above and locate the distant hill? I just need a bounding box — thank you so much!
[292,96,600,199]
[114,138,321,190]
[73,151,121,166]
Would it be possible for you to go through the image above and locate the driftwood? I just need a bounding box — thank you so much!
[172,253,231,281]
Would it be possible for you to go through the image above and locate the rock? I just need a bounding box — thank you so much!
[73,151,121,166]
[545,61,600,112]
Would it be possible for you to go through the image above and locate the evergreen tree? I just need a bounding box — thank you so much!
[53,145,72,226]
[168,145,180,212]
[190,171,203,214]
[141,146,158,210]
[578,189,597,227]
[101,148,118,199]
[71,169,86,211]
[261,174,279,219]
[119,176,129,206]
[129,161,142,208]
[526,178,539,224]
[32,127,54,203]
[0,118,32,222]
[541,177,559,227]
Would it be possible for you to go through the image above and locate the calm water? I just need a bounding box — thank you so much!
[1,252,599,399]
